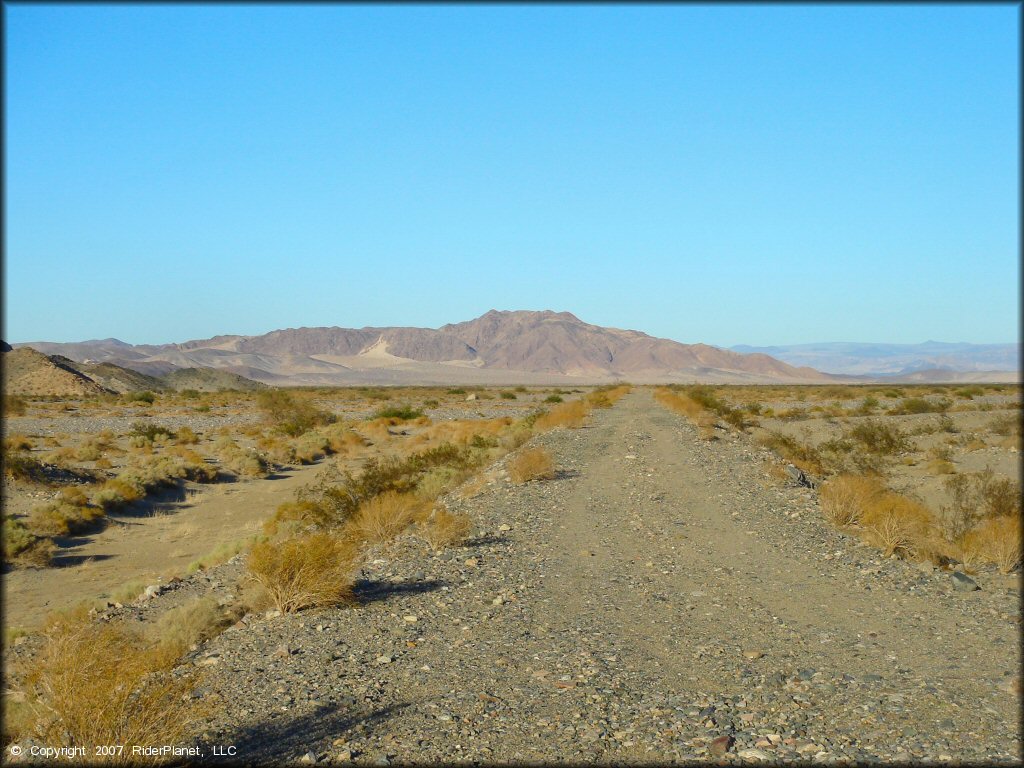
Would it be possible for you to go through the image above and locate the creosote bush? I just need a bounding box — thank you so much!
[256,389,336,437]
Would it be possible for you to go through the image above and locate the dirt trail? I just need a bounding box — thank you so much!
[3,462,328,629]
[177,391,1021,762]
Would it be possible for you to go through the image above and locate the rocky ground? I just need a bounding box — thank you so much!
[10,390,1022,764]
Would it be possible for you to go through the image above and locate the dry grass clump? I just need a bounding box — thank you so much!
[961,516,1022,573]
[508,447,556,483]
[247,532,361,614]
[146,595,236,656]
[348,491,425,546]
[940,470,1021,542]
[818,475,884,527]
[174,426,200,445]
[534,400,588,430]
[416,505,473,551]
[3,434,33,451]
[13,609,203,761]
[860,493,933,558]
[3,394,28,415]
[291,431,333,464]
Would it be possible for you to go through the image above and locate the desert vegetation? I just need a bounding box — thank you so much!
[656,383,1021,573]
[3,383,629,752]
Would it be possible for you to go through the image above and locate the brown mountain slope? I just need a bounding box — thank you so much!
[12,311,833,384]
[2,347,110,397]
[442,310,830,380]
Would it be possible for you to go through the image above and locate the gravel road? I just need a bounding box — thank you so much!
[116,391,1024,763]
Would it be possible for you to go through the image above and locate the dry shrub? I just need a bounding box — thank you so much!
[147,596,235,656]
[508,447,555,484]
[926,459,956,475]
[247,532,360,613]
[756,431,825,476]
[174,426,200,445]
[653,388,705,421]
[961,516,1022,573]
[349,491,424,545]
[941,470,1021,542]
[3,434,33,451]
[819,475,884,527]
[28,501,105,536]
[417,505,473,551]
[3,516,54,566]
[860,493,933,557]
[534,400,589,430]
[14,610,203,761]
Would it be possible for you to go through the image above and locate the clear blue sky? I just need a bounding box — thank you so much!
[4,4,1019,346]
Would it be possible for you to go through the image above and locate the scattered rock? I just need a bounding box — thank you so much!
[951,572,980,591]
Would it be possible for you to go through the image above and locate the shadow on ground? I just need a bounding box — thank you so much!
[352,578,445,605]
[197,701,415,763]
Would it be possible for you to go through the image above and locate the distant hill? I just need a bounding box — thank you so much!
[2,347,265,397]
[731,341,1019,379]
[162,367,267,392]
[2,347,110,397]
[12,310,833,385]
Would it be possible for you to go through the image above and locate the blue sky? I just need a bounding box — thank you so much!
[4,4,1019,346]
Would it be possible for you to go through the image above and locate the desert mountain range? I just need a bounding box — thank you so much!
[10,310,830,387]
[7,310,1017,391]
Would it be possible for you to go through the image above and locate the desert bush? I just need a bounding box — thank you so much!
[961,516,1022,573]
[28,502,104,536]
[416,505,473,551]
[349,491,425,546]
[941,470,1022,543]
[14,610,202,757]
[2,449,49,482]
[3,394,28,416]
[534,400,588,430]
[988,413,1021,437]
[846,420,911,455]
[147,596,235,656]
[291,432,333,464]
[3,434,33,451]
[508,447,555,483]
[926,459,956,475]
[756,431,824,476]
[124,390,156,404]
[128,421,176,442]
[187,537,254,574]
[3,517,54,566]
[175,426,200,445]
[372,404,424,420]
[500,391,517,400]
[247,532,360,613]
[544,394,563,404]
[860,493,933,558]
[890,396,951,415]
[256,389,336,437]
[818,475,884,527]
[855,396,879,415]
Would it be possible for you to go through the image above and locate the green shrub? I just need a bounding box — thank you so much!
[256,389,336,437]
[3,516,54,565]
[847,420,912,455]
[124,391,156,404]
[128,422,176,441]
[544,394,563,404]
[499,391,517,400]
[372,404,424,420]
